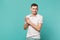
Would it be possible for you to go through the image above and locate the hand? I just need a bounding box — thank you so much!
[25,17,31,24]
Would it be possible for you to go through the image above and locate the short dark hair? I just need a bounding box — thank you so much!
[31,3,38,7]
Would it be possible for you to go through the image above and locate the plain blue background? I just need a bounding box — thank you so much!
[0,0,60,40]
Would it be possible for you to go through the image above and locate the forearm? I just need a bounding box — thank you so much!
[29,22,42,32]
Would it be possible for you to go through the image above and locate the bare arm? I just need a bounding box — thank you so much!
[26,18,42,32]
[29,22,42,32]
[24,23,29,30]
[24,17,29,30]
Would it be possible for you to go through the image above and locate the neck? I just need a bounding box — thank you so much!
[31,13,37,16]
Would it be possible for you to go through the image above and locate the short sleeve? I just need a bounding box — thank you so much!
[26,15,30,18]
[38,16,43,24]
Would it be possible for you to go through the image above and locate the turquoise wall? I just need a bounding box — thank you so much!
[0,0,60,40]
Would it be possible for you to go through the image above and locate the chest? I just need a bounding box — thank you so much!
[29,17,39,24]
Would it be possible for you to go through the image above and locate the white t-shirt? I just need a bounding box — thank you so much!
[25,14,43,39]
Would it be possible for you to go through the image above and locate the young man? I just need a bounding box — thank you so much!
[24,3,43,40]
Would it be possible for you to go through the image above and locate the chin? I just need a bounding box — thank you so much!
[33,12,37,15]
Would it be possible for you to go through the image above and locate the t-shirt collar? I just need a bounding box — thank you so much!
[30,14,38,17]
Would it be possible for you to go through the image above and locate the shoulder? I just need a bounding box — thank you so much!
[25,14,31,18]
[37,14,43,18]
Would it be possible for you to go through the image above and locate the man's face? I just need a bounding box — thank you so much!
[30,6,38,15]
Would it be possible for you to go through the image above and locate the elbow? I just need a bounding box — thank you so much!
[24,26,27,30]
[36,28,40,32]
[24,28,26,30]
[24,25,27,30]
